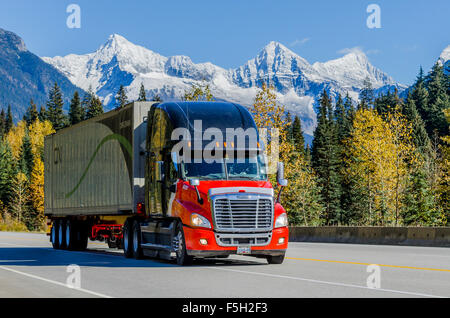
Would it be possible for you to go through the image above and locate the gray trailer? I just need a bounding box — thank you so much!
[44,102,154,217]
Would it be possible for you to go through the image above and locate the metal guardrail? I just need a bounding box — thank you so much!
[288,226,450,247]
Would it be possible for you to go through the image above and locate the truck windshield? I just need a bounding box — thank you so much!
[181,154,268,181]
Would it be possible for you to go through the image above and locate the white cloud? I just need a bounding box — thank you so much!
[337,46,381,56]
[290,38,310,47]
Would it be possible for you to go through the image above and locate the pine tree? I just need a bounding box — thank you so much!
[359,77,375,110]
[5,105,13,134]
[426,62,449,137]
[291,115,305,154]
[68,91,84,125]
[0,109,5,138]
[138,83,147,101]
[24,99,39,125]
[412,67,430,133]
[46,82,67,130]
[19,131,34,179]
[85,96,104,120]
[0,140,14,206]
[403,91,432,157]
[38,106,47,122]
[311,89,341,224]
[116,85,129,108]
[152,94,162,102]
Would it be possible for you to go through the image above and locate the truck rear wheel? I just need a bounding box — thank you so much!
[266,253,285,264]
[132,220,143,259]
[65,220,76,250]
[123,219,133,258]
[51,221,60,249]
[174,223,193,266]
[58,219,67,250]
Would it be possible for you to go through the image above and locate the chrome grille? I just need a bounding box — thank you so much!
[213,196,273,231]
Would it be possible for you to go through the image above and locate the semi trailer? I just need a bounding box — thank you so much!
[44,101,289,265]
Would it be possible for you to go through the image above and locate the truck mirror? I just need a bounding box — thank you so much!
[156,161,165,182]
[189,179,200,186]
[277,162,288,187]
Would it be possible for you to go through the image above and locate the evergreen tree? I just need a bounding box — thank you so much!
[0,140,14,206]
[403,91,432,157]
[425,62,449,137]
[38,106,47,122]
[311,90,341,224]
[19,131,33,179]
[68,91,84,125]
[152,94,162,102]
[291,115,305,153]
[5,105,13,134]
[116,85,129,108]
[0,109,5,138]
[412,67,430,133]
[24,99,38,125]
[46,82,67,130]
[138,83,147,101]
[359,77,375,109]
[85,96,104,119]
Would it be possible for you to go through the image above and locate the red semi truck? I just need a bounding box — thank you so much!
[44,101,289,265]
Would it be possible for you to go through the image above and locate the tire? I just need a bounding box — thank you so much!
[65,220,75,250]
[132,220,143,259]
[174,222,193,266]
[122,219,133,258]
[58,219,67,250]
[107,238,117,249]
[51,221,60,249]
[266,253,285,264]
[75,222,88,251]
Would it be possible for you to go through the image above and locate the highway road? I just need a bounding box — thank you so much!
[0,231,449,298]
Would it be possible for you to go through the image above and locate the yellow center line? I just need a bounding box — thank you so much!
[287,257,450,272]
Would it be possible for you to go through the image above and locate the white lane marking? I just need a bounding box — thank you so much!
[210,267,445,298]
[0,266,112,298]
[0,242,30,247]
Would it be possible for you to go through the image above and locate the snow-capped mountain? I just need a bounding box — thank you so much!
[0,28,83,121]
[42,34,406,135]
[438,45,450,74]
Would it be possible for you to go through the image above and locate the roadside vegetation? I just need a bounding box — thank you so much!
[0,62,448,231]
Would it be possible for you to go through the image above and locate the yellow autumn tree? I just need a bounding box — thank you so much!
[343,109,398,225]
[28,119,55,158]
[28,157,45,230]
[384,106,417,225]
[6,120,27,159]
[438,108,450,219]
[252,83,323,224]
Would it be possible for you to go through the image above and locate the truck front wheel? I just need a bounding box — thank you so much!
[266,253,285,264]
[174,223,193,266]
[123,219,133,258]
[132,220,143,259]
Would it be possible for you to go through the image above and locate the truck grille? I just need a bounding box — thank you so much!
[213,197,273,231]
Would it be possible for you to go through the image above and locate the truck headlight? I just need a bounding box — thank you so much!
[274,213,288,228]
[191,213,211,229]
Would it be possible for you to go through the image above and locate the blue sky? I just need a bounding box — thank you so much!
[0,0,448,85]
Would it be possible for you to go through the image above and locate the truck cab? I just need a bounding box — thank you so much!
[123,101,289,265]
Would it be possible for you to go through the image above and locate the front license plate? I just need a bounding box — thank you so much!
[237,246,251,255]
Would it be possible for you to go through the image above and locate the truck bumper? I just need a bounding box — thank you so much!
[183,226,288,258]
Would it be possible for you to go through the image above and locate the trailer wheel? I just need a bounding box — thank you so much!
[65,220,75,250]
[51,221,60,249]
[74,222,88,251]
[174,223,193,266]
[266,253,285,264]
[123,219,133,258]
[58,219,67,249]
[132,220,143,259]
